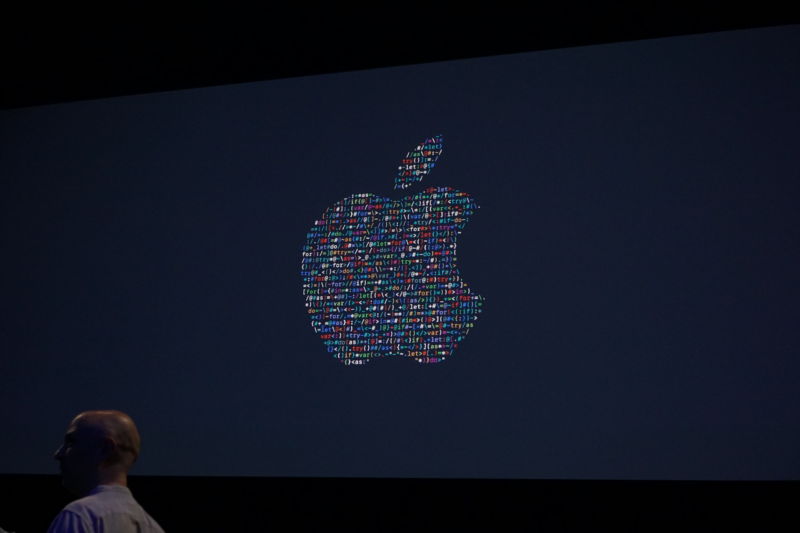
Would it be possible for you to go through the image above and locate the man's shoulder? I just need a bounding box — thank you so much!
[50,486,165,533]
[48,487,128,533]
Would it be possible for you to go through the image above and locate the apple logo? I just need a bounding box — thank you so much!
[301,135,483,365]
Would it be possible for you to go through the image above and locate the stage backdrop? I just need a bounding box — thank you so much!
[2,25,798,479]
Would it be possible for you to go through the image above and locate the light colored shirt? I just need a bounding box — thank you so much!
[47,484,165,533]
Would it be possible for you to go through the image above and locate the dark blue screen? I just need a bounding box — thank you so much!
[2,26,798,479]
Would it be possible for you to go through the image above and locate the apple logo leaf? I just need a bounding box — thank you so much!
[301,135,483,365]
[395,134,444,190]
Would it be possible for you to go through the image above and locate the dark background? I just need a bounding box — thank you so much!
[0,7,796,111]
[2,7,798,530]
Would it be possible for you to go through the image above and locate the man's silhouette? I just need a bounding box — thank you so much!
[48,410,164,532]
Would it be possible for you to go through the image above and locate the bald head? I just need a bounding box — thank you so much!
[71,410,141,468]
[55,410,142,496]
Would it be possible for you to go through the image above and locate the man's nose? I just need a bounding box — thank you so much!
[53,445,64,460]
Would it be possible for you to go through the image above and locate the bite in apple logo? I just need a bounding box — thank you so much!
[301,135,484,365]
